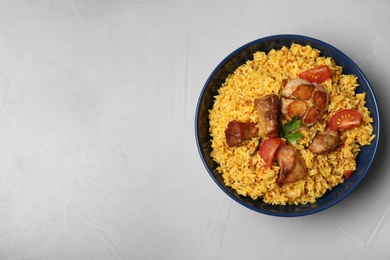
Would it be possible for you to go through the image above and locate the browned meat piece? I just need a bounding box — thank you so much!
[225,120,259,147]
[308,128,340,154]
[275,142,308,187]
[282,78,313,99]
[281,98,308,119]
[303,107,321,126]
[312,88,328,110]
[254,94,280,138]
[281,79,329,127]
[290,83,314,99]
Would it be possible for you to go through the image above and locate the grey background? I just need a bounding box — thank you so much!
[0,0,389,259]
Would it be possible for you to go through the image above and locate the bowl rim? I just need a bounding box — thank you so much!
[195,34,381,217]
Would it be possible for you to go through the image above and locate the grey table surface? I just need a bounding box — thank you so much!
[0,0,389,259]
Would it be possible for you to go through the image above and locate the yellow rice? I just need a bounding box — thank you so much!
[209,44,375,205]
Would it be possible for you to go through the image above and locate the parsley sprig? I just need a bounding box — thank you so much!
[280,115,304,144]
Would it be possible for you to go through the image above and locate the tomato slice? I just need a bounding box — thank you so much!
[329,109,362,131]
[344,170,354,179]
[259,138,282,169]
[299,65,331,83]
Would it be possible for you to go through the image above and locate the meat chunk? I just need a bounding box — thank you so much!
[303,107,321,126]
[308,128,340,154]
[281,78,329,127]
[312,88,328,110]
[275,142,308,187]
[281,98,308,119]
[225,120,259,147]
[282,79,314,99]
[254,94,280,138]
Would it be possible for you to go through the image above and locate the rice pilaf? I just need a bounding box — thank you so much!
[209,44,375,205]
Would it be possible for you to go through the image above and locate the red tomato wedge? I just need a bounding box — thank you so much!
[329,109,362,131]
[259,138,282,169]
[344,170,354,179]
[299,65,331,83]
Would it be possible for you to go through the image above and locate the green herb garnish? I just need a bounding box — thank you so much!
[280,115,304,144]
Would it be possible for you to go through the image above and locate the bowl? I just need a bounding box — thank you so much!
[195,34,380,217]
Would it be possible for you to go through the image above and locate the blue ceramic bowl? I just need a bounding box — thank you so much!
[195,35,380,217]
